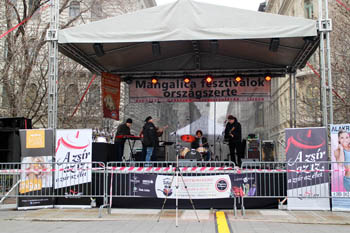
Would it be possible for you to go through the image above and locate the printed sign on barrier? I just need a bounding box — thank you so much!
[55,129,92,189]
[330,124,350,211]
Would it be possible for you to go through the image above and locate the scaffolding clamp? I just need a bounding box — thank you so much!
[317,19,332,32]
[46,29,58,41]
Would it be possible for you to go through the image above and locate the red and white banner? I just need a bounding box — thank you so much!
[129,77,271,103]
[101,72,121,120]
[55,129,92,189]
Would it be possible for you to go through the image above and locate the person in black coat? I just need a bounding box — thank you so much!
[191,130,211,161]
[224,115,242,166]
[142,116,159,162]
[114,118,132,161]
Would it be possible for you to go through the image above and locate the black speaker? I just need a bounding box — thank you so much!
[0,117,32,129]
[0,129,21,162]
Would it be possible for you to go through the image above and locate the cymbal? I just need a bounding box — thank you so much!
[181,135,195,143]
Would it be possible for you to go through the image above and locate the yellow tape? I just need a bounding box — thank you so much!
[216,211,231,233]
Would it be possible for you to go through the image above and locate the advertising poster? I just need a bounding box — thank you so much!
[101,72,121,120]
[330,124,350,211]
[18,129,54,209]
[285,127,330,210]
[55,129,92,189]
[130,174,256,199]
[129,77,271,103]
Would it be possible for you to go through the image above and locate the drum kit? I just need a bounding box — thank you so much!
[178,134,208,161]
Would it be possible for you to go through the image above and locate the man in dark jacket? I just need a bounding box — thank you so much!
[114,118,132,161]
[224,115,242,166]
[142,116,159,162]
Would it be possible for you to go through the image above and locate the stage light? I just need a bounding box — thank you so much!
[124,77,133,84]
[93,43,105,57]
[235,76,242,82]
[265,75,272,82]
[205,75,213,83]
[183,77,191,84]
[151,77,158,84]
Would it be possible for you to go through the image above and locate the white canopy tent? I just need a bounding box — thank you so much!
[58,0,319,78]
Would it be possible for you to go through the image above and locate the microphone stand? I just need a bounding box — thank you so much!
[157,122,200,227]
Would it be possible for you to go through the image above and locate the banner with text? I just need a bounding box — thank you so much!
[285,127,330,210]
[18,129,54,209]
[129,77,271,103]
[130,173,256,199]
[55,129,92,189]
[330,124,350,211]
[101,72,121,120]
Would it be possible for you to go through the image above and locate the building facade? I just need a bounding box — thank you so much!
[262,0,350,160]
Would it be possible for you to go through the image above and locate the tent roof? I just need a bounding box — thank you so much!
[58,0,319,78]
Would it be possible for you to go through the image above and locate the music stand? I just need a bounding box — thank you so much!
[157,123,200,227]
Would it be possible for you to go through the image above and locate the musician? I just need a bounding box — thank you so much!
[224,115,242,166]
[191,130,211,161]
[142,116,160,162]
[114,118,133,161]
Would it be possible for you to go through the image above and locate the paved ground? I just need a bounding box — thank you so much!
[0,207,350,233]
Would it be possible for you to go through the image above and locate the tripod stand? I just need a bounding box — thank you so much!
[157,123,200,227]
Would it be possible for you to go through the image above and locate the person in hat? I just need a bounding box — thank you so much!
[224,115,242,166]
[142,116,164,162]
[114,118,133,161]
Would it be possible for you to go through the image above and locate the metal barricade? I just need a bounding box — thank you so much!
[104,161,238,214]
[0,162,106,211]
[239,161,350,214]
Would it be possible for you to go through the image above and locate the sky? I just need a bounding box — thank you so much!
[155,0,264,11]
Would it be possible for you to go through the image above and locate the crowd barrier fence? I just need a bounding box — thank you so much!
[1,161,349,217]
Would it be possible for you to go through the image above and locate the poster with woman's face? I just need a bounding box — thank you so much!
[330,124,350,212]
[330,124,350,193]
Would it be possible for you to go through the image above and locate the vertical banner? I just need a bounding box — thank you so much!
[285,127,330,210]
[330,124,350,211]
[55,129,92,189]
[101,72,120,120]
[18,129,54,209]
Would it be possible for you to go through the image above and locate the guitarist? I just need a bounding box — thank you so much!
[224,115,242,166]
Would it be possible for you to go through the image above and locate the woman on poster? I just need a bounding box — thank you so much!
[334,130,350,191]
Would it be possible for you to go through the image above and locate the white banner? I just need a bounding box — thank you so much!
[287,183,330,210]
[155,175,231,199]
[55,129,92,189]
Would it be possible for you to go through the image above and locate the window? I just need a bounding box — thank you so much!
[91,2,103,21]
[66,84,78,107]
[304,0,314,19]
[88,84,100,105]
[8,0,17,19]
[28,0,40,19]
[1,86,9,107]
[3,40,8,59]
[69,1,80,18]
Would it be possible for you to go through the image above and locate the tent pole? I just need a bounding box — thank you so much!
[289,73,293,128]
[293,73,297,128]
[214,102,216,161]
[318,0,328,127]
[324,0,333,124]
[47,0,59,161]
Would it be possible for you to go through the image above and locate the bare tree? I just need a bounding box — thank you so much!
[0,0,104,127]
